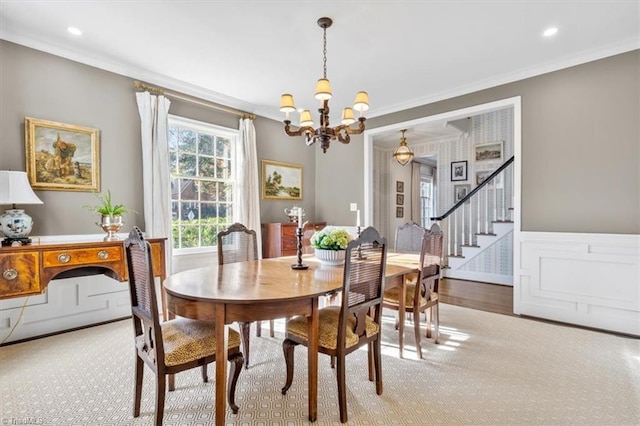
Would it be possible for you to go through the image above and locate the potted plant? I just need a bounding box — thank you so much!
[85,190,134,241]
[310,227,353,265]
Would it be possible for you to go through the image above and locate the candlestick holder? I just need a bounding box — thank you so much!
[356,225,367,260]
[291,227,309,270]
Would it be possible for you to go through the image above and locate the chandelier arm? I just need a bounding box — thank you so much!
[284,121,316,137]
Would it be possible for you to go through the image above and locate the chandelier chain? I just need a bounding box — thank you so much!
[322,27,327,79]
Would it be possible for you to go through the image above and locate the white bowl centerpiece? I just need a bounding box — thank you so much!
[310,227,353,266]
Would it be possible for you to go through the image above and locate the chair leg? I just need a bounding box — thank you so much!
[414,308,423,359]
[239,321,251,368]
[155,373,167,426]
[256,320,262,337]
[168,373,175,392]
[269,319,275,338]
[330,355,335,369]
[201,364,208,382]
[374,338,383,395]
[425,307,433,339]
[367,342,374,381]
[336,355,348,423]
[281,339,297,394]
[227,353,244,414]
[433,303,440,344]
[133,356,144,417]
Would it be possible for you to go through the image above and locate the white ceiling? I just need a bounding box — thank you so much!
[1,1,638,147]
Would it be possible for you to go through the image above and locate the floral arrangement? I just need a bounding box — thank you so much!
[310,228,352,251]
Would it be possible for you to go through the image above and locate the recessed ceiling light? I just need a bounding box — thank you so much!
[67,26,82,36]
[543,27,558,37]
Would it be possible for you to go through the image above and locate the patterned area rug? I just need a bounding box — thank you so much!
[1,304,638,425]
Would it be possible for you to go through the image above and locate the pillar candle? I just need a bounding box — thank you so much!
[356,210,361,227]
[298,207,303,228]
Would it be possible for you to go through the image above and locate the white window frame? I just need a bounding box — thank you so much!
[168,115,238,255]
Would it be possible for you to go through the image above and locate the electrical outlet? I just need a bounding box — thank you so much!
[350,203,358,212]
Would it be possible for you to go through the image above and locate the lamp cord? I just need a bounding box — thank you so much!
[0,296,29,345]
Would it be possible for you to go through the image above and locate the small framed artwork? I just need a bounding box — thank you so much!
[396,180,404,193]
[396,194,404,206]
[451,160,468,181]
[25,117,100,192]
[261,159,303,200]
[454,184,471,203]
[474,141,504,163]
[396,206,404,218]
[475,170,503,187]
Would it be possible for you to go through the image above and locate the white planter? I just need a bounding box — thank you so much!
[314,248,346,266]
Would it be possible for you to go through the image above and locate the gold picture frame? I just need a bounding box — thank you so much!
[25,117,100,192]
[261,159,302,200]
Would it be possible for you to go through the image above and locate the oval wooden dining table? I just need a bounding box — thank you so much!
[163,254,417,425]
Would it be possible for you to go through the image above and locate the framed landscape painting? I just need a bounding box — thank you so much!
[261,159,302,200]
[474,141,503,163]
[25,117,100,192]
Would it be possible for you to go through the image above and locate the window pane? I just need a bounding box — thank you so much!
[180,224,199,248]
[216,158,230,179]
[178,128,197,153]
[169,127,178,150]
[181,200,199,220]
[179,153,197,176]
[201,202,217,219]
[179,179,198,201]
[169,151,177,174]
[171,201,179,220]
[216,137,231,157]
[199,156,216,177]
[200,181,217,201]
[201,222,217,247]
[171,178,179,201]
[199,133,215,155]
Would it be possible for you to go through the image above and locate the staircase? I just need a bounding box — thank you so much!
[432,157,514,286]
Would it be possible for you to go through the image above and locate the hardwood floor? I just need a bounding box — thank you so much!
[439,278,514,316]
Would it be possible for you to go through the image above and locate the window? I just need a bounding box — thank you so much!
[168,115,238,253]
[420,176,435,228]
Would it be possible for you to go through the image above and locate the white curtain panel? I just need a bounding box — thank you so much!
[410,162,421,223]
[135,91,172,272]
[237,117,263,258]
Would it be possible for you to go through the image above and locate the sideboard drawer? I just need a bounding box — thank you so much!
[0,252,41,297]
[42,246,123,267]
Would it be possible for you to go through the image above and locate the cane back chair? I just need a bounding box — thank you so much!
[125,227,243,426]
[281,226,388,423]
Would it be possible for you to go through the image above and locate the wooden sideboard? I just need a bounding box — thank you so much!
[261,222,326,258]
[0,237,166,300]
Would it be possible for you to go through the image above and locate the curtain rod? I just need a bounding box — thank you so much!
[133,81,256,120]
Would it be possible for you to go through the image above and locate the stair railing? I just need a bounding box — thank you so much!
[430,156,514,267]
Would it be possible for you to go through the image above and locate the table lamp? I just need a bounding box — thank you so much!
[0,170,43,246]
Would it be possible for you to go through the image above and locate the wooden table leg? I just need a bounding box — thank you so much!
[307,297,319,422]
[398,275,406,359]
[215,304,228,426]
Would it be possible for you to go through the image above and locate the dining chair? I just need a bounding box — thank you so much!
[383,223,443,358]
[395,221,427,252]
[217,222,275,367]
[124,227,244,426]
[281,226,388,423]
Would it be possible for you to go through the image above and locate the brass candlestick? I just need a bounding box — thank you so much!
[291,226,309,270]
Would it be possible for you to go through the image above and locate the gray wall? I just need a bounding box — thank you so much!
[0,40,316,235]
[315,50,640,234]
[2,40,638,235]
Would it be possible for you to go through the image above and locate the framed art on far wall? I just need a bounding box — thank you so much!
[451,160,468,181]
[396,194,404,206]
[454,184,471,203]
[396,180,404,193]
[261,159,303,200]
[474,141,503,163]
[396,206,404,218]
[25,117,100,192]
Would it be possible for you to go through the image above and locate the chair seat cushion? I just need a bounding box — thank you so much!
[286,306,379,350]
[136,318,241,367]
[383,284,438,308]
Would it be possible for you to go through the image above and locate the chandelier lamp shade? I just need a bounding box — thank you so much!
[393,129,414,166]
[0,170,43,246]
[280,17,369,153]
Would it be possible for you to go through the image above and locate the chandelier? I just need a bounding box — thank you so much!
[393,129,414,165]
[279,17,369,153]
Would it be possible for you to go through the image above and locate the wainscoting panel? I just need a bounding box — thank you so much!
[0,275,131,344]
[518,232,639,336]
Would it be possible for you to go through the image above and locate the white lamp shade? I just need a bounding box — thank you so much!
[280,94,296,112]
[0,171,43,205]
[300,110,314,127]
[314,78,332,100]
[353,91,370,112]
[341,107,356,125]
